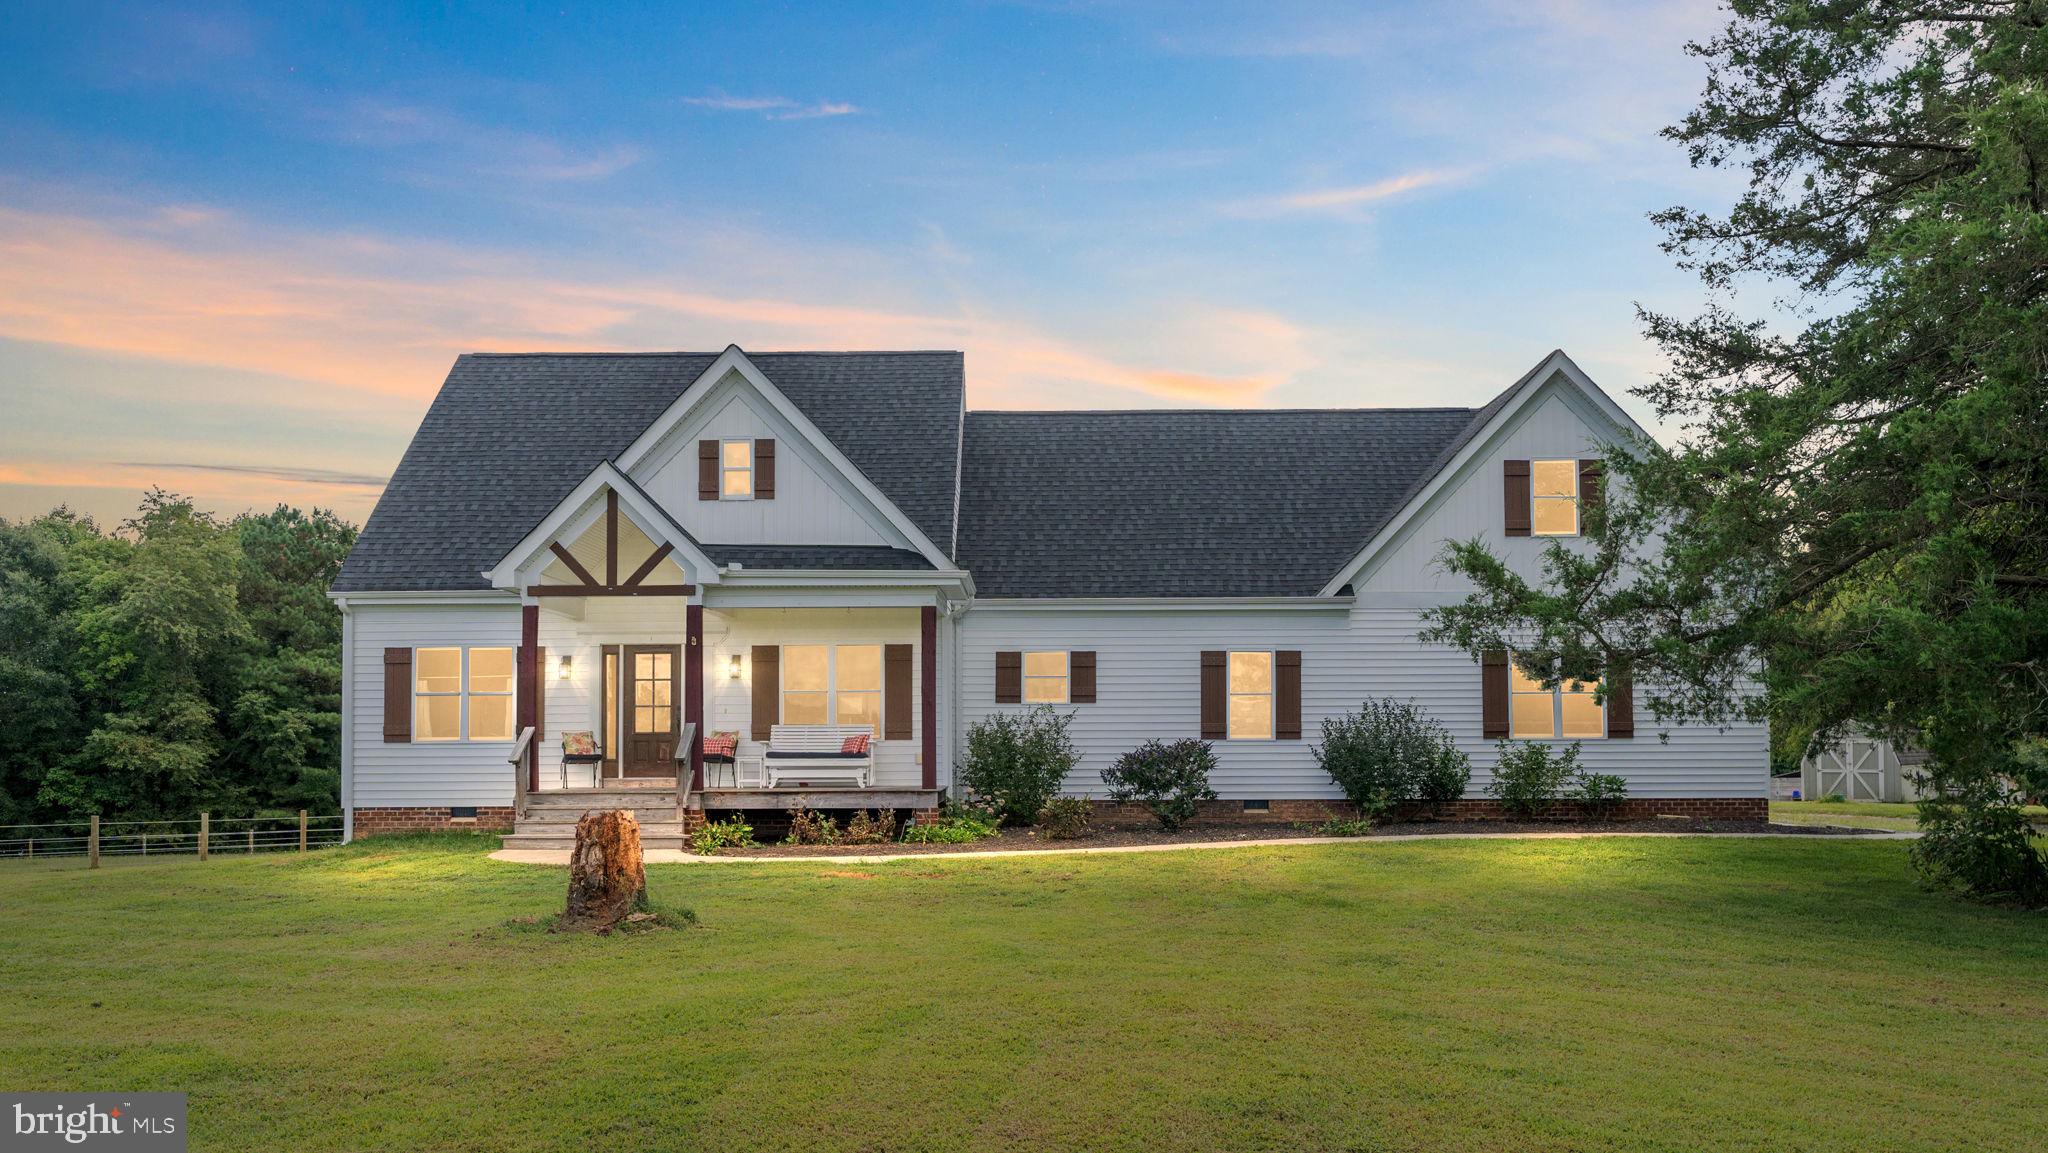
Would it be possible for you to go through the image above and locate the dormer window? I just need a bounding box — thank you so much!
[721,440,753,499]
[1530,459,1580,536]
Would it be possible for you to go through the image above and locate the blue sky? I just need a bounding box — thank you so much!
[0,0,1735,524]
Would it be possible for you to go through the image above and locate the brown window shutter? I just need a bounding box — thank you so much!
[994,651,1022,704]
[755,438,776,500]
[1607,666,1634,739]
[1200,651,1227,740]
[1503,460,1531,537]
[750,645,779,740]
[1481,650,1510,739]
[883,643,913,739]
[382,648,412,743]
[1578,459,1602,518]
[698,440,719,500]
[1275,650,1302,739]
[1069,651,1096,703]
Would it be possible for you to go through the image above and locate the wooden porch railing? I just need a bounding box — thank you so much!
[674,721,697,830]
[508,726,536,820]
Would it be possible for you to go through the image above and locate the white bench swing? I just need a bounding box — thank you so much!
[762,724,875,788]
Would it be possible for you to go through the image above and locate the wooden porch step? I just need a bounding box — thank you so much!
[499,832,692,851]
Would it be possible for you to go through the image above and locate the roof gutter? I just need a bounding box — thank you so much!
[970,594,1353,612]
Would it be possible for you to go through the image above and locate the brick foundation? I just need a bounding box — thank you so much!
[1087,796,1768,825]
[351,807,515,836]
[910,807,943,827]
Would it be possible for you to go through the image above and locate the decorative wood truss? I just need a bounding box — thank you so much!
[527,491,696,598]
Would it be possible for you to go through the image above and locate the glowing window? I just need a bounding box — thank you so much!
[1228,651,1274,740]
[1023,651,1070,703]
[1531,459,1580,536]
[1508,655,1605,740]
[415,647,514,741]
[721,440,753,499]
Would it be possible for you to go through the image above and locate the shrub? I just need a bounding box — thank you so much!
[1037,795,1092,840]
[1487,740,1582,818]
[901,797,1003,844]
[1574,772,1630,817]
[691,815,756,855]
[840,809,899,845]
[1100,738,1218,830]
[959,706,1081,825]
[785,806,838,846]
[1821,792,1848,804]
[1314,699,1471,820]
[1305,817,1375,837]
[1911,779,2048,905]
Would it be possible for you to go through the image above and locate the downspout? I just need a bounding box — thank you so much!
[337,599,354,843]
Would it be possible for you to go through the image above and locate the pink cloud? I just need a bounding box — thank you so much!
[0,197,1311,410]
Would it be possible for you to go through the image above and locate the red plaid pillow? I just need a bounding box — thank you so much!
[840,732,871,755]
[703,731,738,758]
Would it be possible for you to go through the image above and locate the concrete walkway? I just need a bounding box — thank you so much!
[488,825,1916,866]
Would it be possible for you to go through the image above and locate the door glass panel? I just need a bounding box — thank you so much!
[603,651,618,759]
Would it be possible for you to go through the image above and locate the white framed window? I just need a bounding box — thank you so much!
[1023,651,1070,703]
[415,646,515,741]
[781,644,882,731]
[1227,651,1274,740]
[1531,459,1580,536]
[1508,656,1604,739]
[835,645,882,728]
[721,439,754,499]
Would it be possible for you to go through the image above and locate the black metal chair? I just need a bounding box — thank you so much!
[559,730,604,789]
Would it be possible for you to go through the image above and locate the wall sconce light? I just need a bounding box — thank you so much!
[558,654,573,680]
[728,653,743,680]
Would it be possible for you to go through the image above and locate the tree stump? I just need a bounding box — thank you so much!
[561,809,647,932]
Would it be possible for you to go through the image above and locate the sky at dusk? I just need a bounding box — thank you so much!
[0,1,1739,527]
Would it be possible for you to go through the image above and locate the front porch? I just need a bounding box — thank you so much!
[499,783,943,850]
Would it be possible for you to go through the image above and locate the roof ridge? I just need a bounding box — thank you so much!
[966,406,1479,416]
[460,349,961,359]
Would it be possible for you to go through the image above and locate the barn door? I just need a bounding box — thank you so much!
[1815,738,1886,802]
[623,645,681,777]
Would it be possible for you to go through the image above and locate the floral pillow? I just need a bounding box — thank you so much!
[560,730,598,756]
[703,731,739,759]
[840,732,871,755]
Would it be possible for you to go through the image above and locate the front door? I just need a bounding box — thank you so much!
[623,644,681,777]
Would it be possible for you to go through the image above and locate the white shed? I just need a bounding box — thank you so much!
[1800,731,1928,803]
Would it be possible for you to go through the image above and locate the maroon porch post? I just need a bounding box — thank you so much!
[685,602,705,790]
[519,604,540,791]
[921,605,938,790]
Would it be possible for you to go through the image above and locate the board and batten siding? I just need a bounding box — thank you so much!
[635,387,900,547]
[956,604,1766,801]
[347,602,522,810]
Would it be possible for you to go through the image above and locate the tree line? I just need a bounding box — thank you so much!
[0,490,355,825]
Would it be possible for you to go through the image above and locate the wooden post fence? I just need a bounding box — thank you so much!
[88,815,99,869]
[199,811,209,861]
[299,810,308,852]
[247,826,255,854]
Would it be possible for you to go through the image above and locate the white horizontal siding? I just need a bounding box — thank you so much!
[955,604,1767,801]
[706,608,927,789]
[348,603,522,809]
[1358,385,1617,595]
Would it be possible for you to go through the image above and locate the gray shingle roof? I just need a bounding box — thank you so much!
[331,350,963,592]
[955,406,1493,598]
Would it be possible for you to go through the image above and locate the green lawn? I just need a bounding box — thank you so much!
[4,836,2044,1152]
[1771,799,2048,831]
